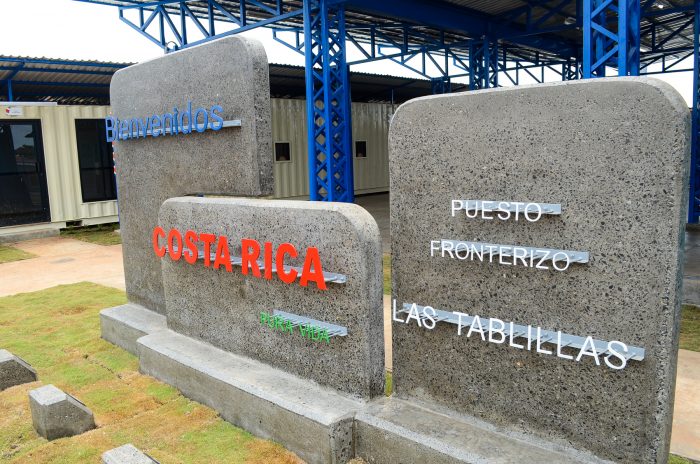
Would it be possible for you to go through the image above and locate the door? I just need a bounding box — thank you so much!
[0,120,51,227]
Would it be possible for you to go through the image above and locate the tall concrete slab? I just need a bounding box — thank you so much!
[158,196,384,399]
[388,78,689,463]
[110,36,273,314]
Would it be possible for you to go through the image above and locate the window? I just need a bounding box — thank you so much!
[75,119,116,202]
[355,141,367,158]
[275,142,291,162]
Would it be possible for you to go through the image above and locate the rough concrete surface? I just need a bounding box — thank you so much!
[0,349,37,390]
[110,35,273,314]
[389,78,690,463]
[102,444,158,464]
[355,397,610,464]
[138,329,359,464]
[100,303,167,355]
[158,196,384,399]
[28,384,96,440]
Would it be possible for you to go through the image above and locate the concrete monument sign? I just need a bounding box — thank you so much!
[385,78,689,463]
[110,35,273,314]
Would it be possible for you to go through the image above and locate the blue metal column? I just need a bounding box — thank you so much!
[583,0,640,77]
[6,79,12,101]
[303,0,354,202]
[469,38,498,90]
[690,0,700,223]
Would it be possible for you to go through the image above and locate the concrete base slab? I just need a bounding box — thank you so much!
[354,397,611,464]
[29,384,95,440]
[137,329,360,464]
[102,444,157,464]
[0,349,37,390]
[100,304,166,355]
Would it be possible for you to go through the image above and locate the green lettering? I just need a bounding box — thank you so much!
[320,329,330,344]
[285,320,294,334]
[260,312,269,324]
[275,316,284,330]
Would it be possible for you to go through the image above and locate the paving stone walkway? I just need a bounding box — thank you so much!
[0,235,697,460]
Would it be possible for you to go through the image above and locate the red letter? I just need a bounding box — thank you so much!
[167,228,183,261]
[199,233,216,267]
[183,230,198,264]
[213,236,233,272]
[152,226,166,257]
[241,239,261,277]
[276,243,298,284]
[264,242,273,280]
[299,247,327,290]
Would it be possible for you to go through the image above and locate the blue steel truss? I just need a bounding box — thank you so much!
[75,0,698,217]
[691,0,700,224]
[304,0,354,202]
[583,0,641,77]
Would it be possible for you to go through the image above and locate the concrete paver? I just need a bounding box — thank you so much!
[671,349,700,460]
[0,236,125,297]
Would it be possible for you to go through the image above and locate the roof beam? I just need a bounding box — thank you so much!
[340,0,578,57]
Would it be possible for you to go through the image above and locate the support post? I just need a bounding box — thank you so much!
[583,0,640,78]
[303,0,354,202]
[690,0,700,223]
[469,37,498,90]
[6,79,12,102]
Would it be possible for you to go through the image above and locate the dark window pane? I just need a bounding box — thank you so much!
[75,119,116,202]
[0,120,50,226]
[275,142,291,162]
[355,141,367,158]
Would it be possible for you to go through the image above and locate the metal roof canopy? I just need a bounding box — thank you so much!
[74,0,696,74]
[70,0,700,218]
[0,56,444,105]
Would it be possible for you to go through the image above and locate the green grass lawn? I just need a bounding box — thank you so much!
[60,224,122,246]
[0,283,300,464]
[680,304,700,352]
[0,245,36,264]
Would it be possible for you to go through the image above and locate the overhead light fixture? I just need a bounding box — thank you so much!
[564,16,576,26]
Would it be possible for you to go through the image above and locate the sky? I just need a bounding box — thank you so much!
[0,0,695,105]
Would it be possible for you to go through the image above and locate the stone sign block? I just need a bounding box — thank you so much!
[389,78,689,462]
[110,35,273,314]
[102,444,158,464]
[157,196,384,399]
[29,384,96,440]
[0,349,37,390]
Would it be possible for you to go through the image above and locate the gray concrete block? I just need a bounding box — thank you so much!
[102,444,158,464]
[158,197,384,399]
[0,349,37,390]
[137,329,359,464]
[29,384,96,440]
[389,78,690,463]
[101,303,167,355]
[110,35,273,315]
[355,397,609,464]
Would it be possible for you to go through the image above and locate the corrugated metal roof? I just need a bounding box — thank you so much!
[0,56,128,105]
[0,56,439,105]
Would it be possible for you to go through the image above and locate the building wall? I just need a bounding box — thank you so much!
[0,104,118,226]
[0,99,391,229]
[271,98,392,198]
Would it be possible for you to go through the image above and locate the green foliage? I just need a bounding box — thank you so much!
[0,245,36,264]
[680,304,700,352]
[60,223,122,246]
